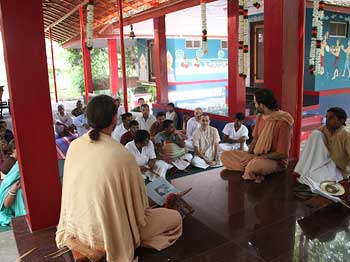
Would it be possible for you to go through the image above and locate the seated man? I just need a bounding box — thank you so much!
[113,96,126,126]
[120,120,139,146]
[71,100,84,117]
[155,120,193,171]
[192,115,221,169]
[73,107,89,137]
[126,130,171,180]
[0,120,14,143]
[295,107,350,186]
[56,95,182,262]
[221,89,294,183]
[136,104,156,132]
[219,112,249,152]
[112,112,133,142]
[166,102,178,128]
[150,112,166,140]
[0,149,26,226]
[185,107,203,151]
[54,104,74,137]
[131,97,145,113]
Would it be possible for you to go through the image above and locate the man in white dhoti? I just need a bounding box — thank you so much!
[219,112,249,152]
[155,120,193,171]
[295,107,350,192]
[112,112,132,142]
[54,104,74,137]
[73,108,89,137]
[185,107,202,151]
[126,130,172,180]
[191,115,221,169]
[56,95,182,262]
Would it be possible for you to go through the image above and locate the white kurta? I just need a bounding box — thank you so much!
[219,123,249,152]
[54,112,73,134]
[191,126,221,169]
[73,114,89,137]
[112,124,128,142]
[125,140,171,179]
[136,115,157,132]
[116,106,126,126]
[185,117,201,151]
[295,131,344,189]
[166,111,178,127]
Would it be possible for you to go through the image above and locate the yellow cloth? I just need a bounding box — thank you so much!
[319,125,350,178]
[254,110,294,155]
[56,132,149,262]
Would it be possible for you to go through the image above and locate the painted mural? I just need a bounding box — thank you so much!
[305,9,350,91]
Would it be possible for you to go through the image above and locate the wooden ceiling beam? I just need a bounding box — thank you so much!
[44,0,90,32]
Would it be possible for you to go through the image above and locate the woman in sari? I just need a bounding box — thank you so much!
[0,158,26,226]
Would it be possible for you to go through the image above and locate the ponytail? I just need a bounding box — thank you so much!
[89,128,100,141]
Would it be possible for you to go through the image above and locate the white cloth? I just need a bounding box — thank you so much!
[136,115,157,132]
[295,131,344,187]
[185,140,194,152]
[116,106,126,125]
[220,123,249,151]
[54,112,73,134]
[73,114,89,137]
[191,127,221,169]
[112,124,128,142]
[125,141,171,179]
[186,117,201,141]
[166,111,178,127]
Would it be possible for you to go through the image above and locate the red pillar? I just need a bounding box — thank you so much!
[79,6,93,103]
[264,0,305,158]
[117,0,129,112]
[108,39,119,96]
[227,0,245,117]
[49,28,59,103]
[154,16,169,104]
[0,0,61,231]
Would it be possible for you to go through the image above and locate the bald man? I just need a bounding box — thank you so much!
[185,107,203,152]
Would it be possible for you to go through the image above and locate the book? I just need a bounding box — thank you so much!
[146,177,178,206]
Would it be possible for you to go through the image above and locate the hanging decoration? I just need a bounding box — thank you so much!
[253,1,262,9]
[309,0,324,75]
[129,24,136,39]
[238,0,249,79]
[201,0,208,54]
[86,0,94,50]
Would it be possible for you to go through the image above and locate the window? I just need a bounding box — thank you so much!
[329,21,348,38]
[221,40,228,49]
[185,40,201,49]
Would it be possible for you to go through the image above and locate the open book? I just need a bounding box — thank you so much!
[147,177,178,206]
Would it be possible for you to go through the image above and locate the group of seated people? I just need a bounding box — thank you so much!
[109,101,252,181]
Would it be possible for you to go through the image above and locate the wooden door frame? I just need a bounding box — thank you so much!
[250,22,264,86]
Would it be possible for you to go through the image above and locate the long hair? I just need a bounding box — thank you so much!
[254,88,279,110]
[86,95,117,141]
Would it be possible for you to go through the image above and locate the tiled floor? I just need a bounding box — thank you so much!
[8,166,350,262]
[0,230,18,262]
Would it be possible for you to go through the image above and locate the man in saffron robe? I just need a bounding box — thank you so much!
[221,89,294,183]
[56,95,182,262]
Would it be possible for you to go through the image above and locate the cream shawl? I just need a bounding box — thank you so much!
[56,132,149,262]
[254,110,294,155]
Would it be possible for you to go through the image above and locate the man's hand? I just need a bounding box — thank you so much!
[140,166,149,173]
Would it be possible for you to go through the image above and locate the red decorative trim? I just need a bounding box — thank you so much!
[152,103,256,122]
[306,1,350,14]
[303,104,320,111]
[168,79,228,86]
[304,88,350,97]
[304,90,320,96]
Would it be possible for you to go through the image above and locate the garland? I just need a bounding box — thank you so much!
[309,0,324,75]
[238,0,249,79]
[86,1,94,50]
[201,0,208,54]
